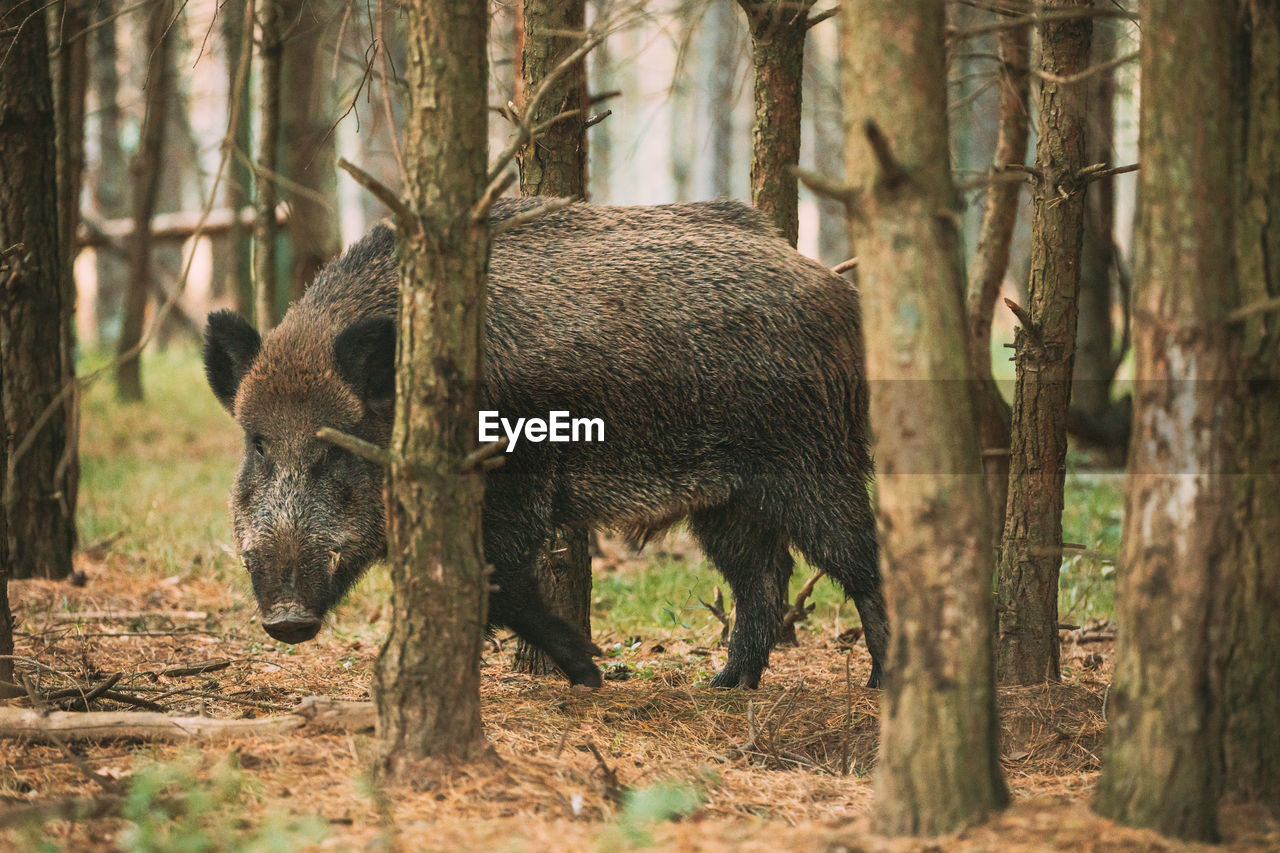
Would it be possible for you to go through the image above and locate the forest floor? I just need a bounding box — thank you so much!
[2,351,1275,851]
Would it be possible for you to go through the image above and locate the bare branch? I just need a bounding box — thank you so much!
[1078,162,1139,184]
[951,6,1137,41]
[491,197,576,234]
[863,120,908,189]
[791,166,857,205]
[470,170,517,225]
[781,570,827,629]
[337,157,411,223]
[458,438,509,473]
[583,108,612,129]
[831,257,859,275]
[1034,50,1138,85]
[316,426,395,467]
[806,6,838,28]
[1226,295,1280,324]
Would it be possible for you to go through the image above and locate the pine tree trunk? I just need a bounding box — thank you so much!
[1068,15,1128,455]
[1221,0,1280,810]
[280,0,339,301]
[254,0,283,334]
[2,0,77,581]
[965,22,1028,545]
[115,0,175,402]
[842,0,1007,834]
[738,0,811,247]
[512,0,595,679]
[1093,0,1239,839]
[995,0,1092,685]
[222,0,255,318]
[91,0,127,340]
[373,0,490,771]
[807,19,847,267]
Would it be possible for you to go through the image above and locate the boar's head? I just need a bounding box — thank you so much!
[202,309,396,643]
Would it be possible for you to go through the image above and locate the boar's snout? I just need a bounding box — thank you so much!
[261,605,323,644]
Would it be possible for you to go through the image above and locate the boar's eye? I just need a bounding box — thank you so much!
[251,435,266,461]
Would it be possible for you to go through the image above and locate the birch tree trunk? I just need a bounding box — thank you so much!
[842,0,1007,834]
[373,0,490,771]
[1093,0,1239,838]
[1,0,77,582]
[995,0,1092,685]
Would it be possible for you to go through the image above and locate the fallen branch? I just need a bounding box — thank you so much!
[0,697,375,744]
[51,610,208,622]
[781,570,827,630]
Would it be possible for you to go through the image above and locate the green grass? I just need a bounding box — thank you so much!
[76,348,1121,642]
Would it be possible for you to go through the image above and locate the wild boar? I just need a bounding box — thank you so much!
[203,198,885,689]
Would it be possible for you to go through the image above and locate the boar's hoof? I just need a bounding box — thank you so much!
[865,661,884,689]
[709,666,762,689]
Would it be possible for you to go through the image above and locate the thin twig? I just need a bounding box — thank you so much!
[791,166,856,205]
[1077,162,1139,184]
[470,170,517,225]
[316,427,395,467]
[950,6,1137,41]
[806,6,838,27]
[458,438,509,473]
[831,257,858,275]
[1226,295,1280,324]
[1034,50,1138,85]
[491,197,576,234]
[337,158,411,223]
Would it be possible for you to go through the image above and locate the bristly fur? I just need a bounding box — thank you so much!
[204,197,885,690]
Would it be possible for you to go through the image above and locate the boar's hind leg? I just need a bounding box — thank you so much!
[690,503,792,689]
[781,482,887,689]
[486,526,603,688]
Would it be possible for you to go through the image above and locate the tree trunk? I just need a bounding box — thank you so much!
[254,0,283,334]
[806,19,847,267]
[965,22,1029,545]
[1221,0,1280,811]
[280,0,339,301]
[995,0,1091,686]
[842,0,1007,834]
[707,0,737,200]
[1093,0,1239,839]
[515,0,588,197]
[587,0,612,201]
[115,0,175,402]
[91,0,127,341]
[373,0,490,771]
[512,0,595,679]
[222,0,255,317]
[1068,14,1128,456]
[738,0,812,247]
[1,0,77,581]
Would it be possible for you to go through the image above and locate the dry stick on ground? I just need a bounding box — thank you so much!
[0,697,376,744]
[780,570,827,631]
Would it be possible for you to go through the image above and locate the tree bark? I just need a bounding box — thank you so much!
[254,0,283,333]
[373,0,490,771]
[1093,0,1239,839]
[511,0,595,679]
[843,0,1007,835]
[1068,14,1129,456]
[995,0,1091,685]
[1221,0,1280,810]
[806,19,847,266]
[90,0,127,341]
[515,0,588,197]
[965,22,1029,545]
[738,0,812,247]
[115,0,174,402]
[280,0,340,301]
[1,0,76,581]
[54,0,88,382]
[222,0,255,317]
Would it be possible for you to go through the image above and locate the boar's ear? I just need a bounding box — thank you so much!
[333,316,396,403]
[203,310,261,412]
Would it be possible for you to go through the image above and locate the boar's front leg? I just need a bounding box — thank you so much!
[484,521,603,688]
